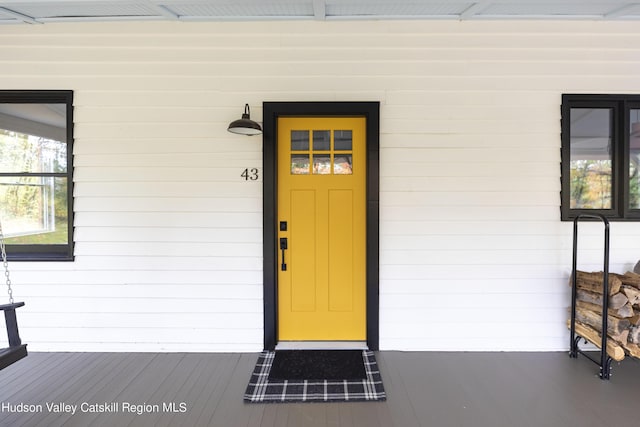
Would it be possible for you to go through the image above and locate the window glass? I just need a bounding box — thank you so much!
[569,108,612,209]
[630,109,640,209]
[334,130,352,151]
[0,128,67,173]
[0,177,68,245]
[334,155,353,175]
[291,154,310,174]
[313,130,330,151]
[312,155,331,175]
[291,130,309,151]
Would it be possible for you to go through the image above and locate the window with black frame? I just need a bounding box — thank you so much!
[561,94,640,221]
[0,91,74,260]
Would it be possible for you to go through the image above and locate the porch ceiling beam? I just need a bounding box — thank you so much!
[150,3,179,20]
[313,0,326,20]
[603,3,639,19]
[459,2,492,20]
[0,6,40,24]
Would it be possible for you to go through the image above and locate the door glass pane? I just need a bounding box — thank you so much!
[291,154,310,174]
[313,130,330,151]
[291,130,309,151]
[569,108,612,209]
[334,130,352,151]
[630,109,640,209]
[334,155,353,175]
[312,154,331,174]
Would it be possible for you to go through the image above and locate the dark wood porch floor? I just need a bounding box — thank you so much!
[0,351,638,427]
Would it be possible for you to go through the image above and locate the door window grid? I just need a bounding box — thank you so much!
[290,130,353,175]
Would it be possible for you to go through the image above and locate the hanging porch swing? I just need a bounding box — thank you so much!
[0,217,27,370]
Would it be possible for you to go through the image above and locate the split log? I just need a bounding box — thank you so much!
[575,306,631,336]
[615,303,636,319]
[611,329,629,344]
[620,272,640,289]
[622,286,640,306]
[576,289,601,305]
[629,326,640,345]
[576,290,628,310]
[573,271,622,295]
[566,320,625,361]
[576,300,635,319]
[630,314,640,326]
[622,342,640,359]
[610,293,630,310]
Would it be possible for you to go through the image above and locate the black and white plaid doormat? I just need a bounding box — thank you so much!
[244,350,386,403]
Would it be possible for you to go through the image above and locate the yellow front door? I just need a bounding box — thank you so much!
[277,116,366,341]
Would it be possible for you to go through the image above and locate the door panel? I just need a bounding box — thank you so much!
[290,190,316,312]
[328,189,353,312]
[277,116,366,341]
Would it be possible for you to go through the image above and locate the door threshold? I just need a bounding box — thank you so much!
[275,341,368,350]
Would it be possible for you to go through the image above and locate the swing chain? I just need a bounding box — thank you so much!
[0,219,14,304]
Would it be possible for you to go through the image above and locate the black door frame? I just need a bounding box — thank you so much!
[262,101,380,351]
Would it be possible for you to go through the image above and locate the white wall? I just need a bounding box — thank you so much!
[1,19,639,352]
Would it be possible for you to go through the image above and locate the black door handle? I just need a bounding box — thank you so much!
[280,238,288,271]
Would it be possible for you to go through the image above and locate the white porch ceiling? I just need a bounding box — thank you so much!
[0,0,640,25]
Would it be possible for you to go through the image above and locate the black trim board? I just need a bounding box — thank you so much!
[262,102,380,351]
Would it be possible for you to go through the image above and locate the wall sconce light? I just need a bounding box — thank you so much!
[227,104,262,136]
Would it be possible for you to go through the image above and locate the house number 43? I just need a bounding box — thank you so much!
[241,168,259,181]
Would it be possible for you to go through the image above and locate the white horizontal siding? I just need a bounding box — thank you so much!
[1,20,640,352]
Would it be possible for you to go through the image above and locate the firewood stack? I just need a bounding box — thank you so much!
[569,270,640,361]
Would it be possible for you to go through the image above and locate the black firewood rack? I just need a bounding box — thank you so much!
[569,213,612,380]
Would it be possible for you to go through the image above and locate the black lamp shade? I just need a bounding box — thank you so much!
[228,104,262,136]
